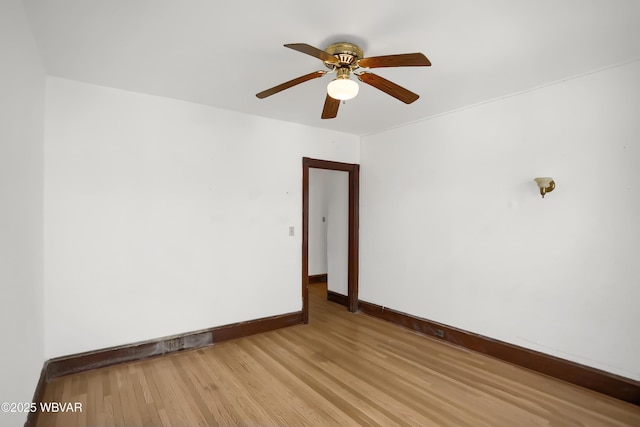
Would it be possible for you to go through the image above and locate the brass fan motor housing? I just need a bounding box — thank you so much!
[323,42,364,69]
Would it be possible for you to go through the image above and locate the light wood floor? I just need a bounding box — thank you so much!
[37,283,640,426]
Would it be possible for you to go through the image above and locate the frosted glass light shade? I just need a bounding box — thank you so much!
[327,78,359,101]
[534,177,554,188]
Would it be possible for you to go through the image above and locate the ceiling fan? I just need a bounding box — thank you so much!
[256,42,431,119]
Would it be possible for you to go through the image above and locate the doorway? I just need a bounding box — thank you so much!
[302,157,359,324]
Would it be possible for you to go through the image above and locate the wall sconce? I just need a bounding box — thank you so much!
[534,177,555,198]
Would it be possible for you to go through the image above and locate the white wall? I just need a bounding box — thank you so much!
[308,169,328,275]
[360,60,640,380]
[0,0,45,423]
[325,171,349,295]
[308,169,349,294]
[44,77,359,358]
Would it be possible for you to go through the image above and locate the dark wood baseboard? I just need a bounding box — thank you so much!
[308,274,328,284]
[45,311,303,380]
[358,300,640,406]
[24,311,303,426]
[25,311,301,424]
[327,290,349,307]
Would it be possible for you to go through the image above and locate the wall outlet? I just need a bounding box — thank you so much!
[289,226,294,236]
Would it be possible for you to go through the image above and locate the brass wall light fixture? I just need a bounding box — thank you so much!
[534,177,555,198]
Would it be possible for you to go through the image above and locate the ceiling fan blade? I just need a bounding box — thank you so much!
[321,95,340,119]
[256,70,326,99]
[357,72,420,104]
[358,53,431,68]
[284,43,339,65]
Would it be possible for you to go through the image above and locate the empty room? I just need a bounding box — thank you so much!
[2,0,639,426]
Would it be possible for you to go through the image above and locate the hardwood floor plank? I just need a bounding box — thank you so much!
[91,371,104,427]
[142,361,184,427]
[35,283,640,426]
[153,357,205,426]
[54,376,76,427]
[219,341,315,426]
[285,304,501,426]
[232,338,354,425]
[189,350,243,424]
[252,333,391,426]
[109,367,127,426]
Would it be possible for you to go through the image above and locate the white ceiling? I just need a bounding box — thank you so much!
[23,0,640,136]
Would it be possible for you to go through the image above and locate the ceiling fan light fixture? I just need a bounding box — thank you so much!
[327,69,359,101]
[257,42,431,119]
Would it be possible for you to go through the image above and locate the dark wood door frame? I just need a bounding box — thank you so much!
[302,157,359,323]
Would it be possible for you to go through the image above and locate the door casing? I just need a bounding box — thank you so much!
[302,157,359,323]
